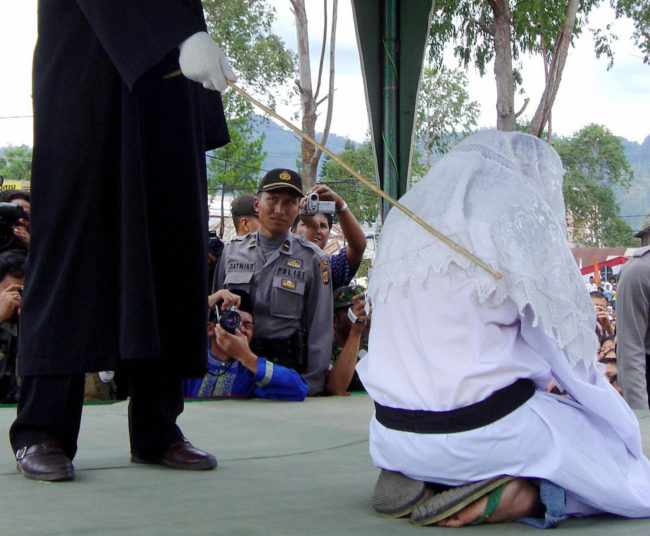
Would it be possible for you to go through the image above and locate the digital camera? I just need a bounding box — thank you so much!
[300,193,336,216]
[0,202,25,251]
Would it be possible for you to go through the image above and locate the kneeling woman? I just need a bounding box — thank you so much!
[358,131,650,528]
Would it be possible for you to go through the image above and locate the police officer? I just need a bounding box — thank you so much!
[214,169,333,396]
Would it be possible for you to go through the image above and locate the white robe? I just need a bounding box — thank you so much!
[357,272,650,518]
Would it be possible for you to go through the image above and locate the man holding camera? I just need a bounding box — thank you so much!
[294,185,366,289]
[184,289,307,400]
[0,250,26,404]
[214,169,333,396]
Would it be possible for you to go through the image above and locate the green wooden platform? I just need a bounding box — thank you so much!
[0,395,649,535]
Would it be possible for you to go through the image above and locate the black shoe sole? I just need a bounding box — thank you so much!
[17,463,75,482]
[130,454,217,471]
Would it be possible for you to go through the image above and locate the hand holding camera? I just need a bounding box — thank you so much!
[347,292,371,328]
[208,288,241,310]
[299,185,346,216]
[0,283,23,322]
[0,202,25,251]
[299,192,336,216]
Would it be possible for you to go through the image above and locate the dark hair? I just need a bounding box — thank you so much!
[233,213,259,234]
[590,291,606,301]
[0,249,26,282]
[0,189,30,203]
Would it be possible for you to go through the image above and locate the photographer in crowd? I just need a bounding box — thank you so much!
[184,289,307,400]
[214,169,333,396]
[326,284,370,395]
[0,249,26,403]
[294,185,366,289]
[0,190,30,252]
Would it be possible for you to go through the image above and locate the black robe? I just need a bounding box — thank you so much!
[18,0,229,377]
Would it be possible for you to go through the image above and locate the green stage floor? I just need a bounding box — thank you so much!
[1,395,649,535]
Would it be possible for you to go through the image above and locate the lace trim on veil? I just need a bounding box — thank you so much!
[367,137,598,370]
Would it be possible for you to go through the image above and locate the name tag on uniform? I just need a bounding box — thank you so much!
[282,279,297,290]
[228,261,255,271]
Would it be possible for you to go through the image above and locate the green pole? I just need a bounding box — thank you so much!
[382,0,398,220]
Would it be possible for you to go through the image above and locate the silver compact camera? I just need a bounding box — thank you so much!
[300,193,336,216]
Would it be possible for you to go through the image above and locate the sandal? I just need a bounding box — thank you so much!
[410,475,514,526]
[371,469,428,518]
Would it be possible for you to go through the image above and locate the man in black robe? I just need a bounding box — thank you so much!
[10,0,236,481]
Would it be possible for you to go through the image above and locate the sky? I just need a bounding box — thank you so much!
[1,1,649,149]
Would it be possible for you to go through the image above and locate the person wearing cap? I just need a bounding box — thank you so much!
[231,194,260,236]
[294,185,367,289]
[326,284,370,395]
[214,168,333,396]
[184,289,308,400]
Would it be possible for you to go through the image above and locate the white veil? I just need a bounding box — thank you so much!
[367,130,598,370]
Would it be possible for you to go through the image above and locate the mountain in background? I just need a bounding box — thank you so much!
[254,116,650,232]
[617,135,650,232]
[253,115,361,177]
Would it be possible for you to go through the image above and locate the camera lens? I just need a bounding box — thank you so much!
[219,309,242,333]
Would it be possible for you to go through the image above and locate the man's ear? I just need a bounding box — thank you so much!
[253,196,260,212]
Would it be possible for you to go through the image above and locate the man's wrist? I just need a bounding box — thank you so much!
[347,307,364,324]
[336,201,348,214]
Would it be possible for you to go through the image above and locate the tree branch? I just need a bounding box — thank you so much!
[314,0,337,165]
[514,97,530,118]
[314,0,328,101]
[527,0,579,137]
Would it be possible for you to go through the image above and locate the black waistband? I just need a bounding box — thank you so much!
[374,379,535,434]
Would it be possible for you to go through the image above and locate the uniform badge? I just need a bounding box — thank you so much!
[286,258,303,268]
[319,259,329,269]
[282,279,296,290]
[279,171,291,181]
[282,240,290,251]
[321,268,329,285]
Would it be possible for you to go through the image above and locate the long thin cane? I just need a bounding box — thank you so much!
[164,71,501,280]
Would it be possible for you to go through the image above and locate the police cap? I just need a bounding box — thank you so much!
[258,168,303,197]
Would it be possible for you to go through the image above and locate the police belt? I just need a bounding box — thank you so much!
[374,379,535,434]
[251,331,306,374]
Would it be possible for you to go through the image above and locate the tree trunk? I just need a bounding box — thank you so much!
[490,0,516,131]
[292,0,317,188]
[291,0,337,190]
[312,0,337,181]
[527,0,579,138]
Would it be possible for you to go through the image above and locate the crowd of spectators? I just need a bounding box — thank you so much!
[0,190,29,403]
[587,276,621,394]
[4,174,641,408]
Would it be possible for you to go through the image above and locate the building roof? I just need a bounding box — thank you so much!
[634,225,650,238]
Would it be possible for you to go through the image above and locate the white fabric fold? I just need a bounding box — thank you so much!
[367,130,598,370]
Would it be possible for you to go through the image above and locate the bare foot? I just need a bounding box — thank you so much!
[436,479,543,528]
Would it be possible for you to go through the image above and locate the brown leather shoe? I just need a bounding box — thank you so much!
[131,439,217,470]
[16,442,75,482]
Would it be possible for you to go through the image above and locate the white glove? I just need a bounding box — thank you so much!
[179,31,237,92]
[98,371,114,383]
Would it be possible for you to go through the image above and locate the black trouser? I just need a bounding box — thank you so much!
[9,363,184,460]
